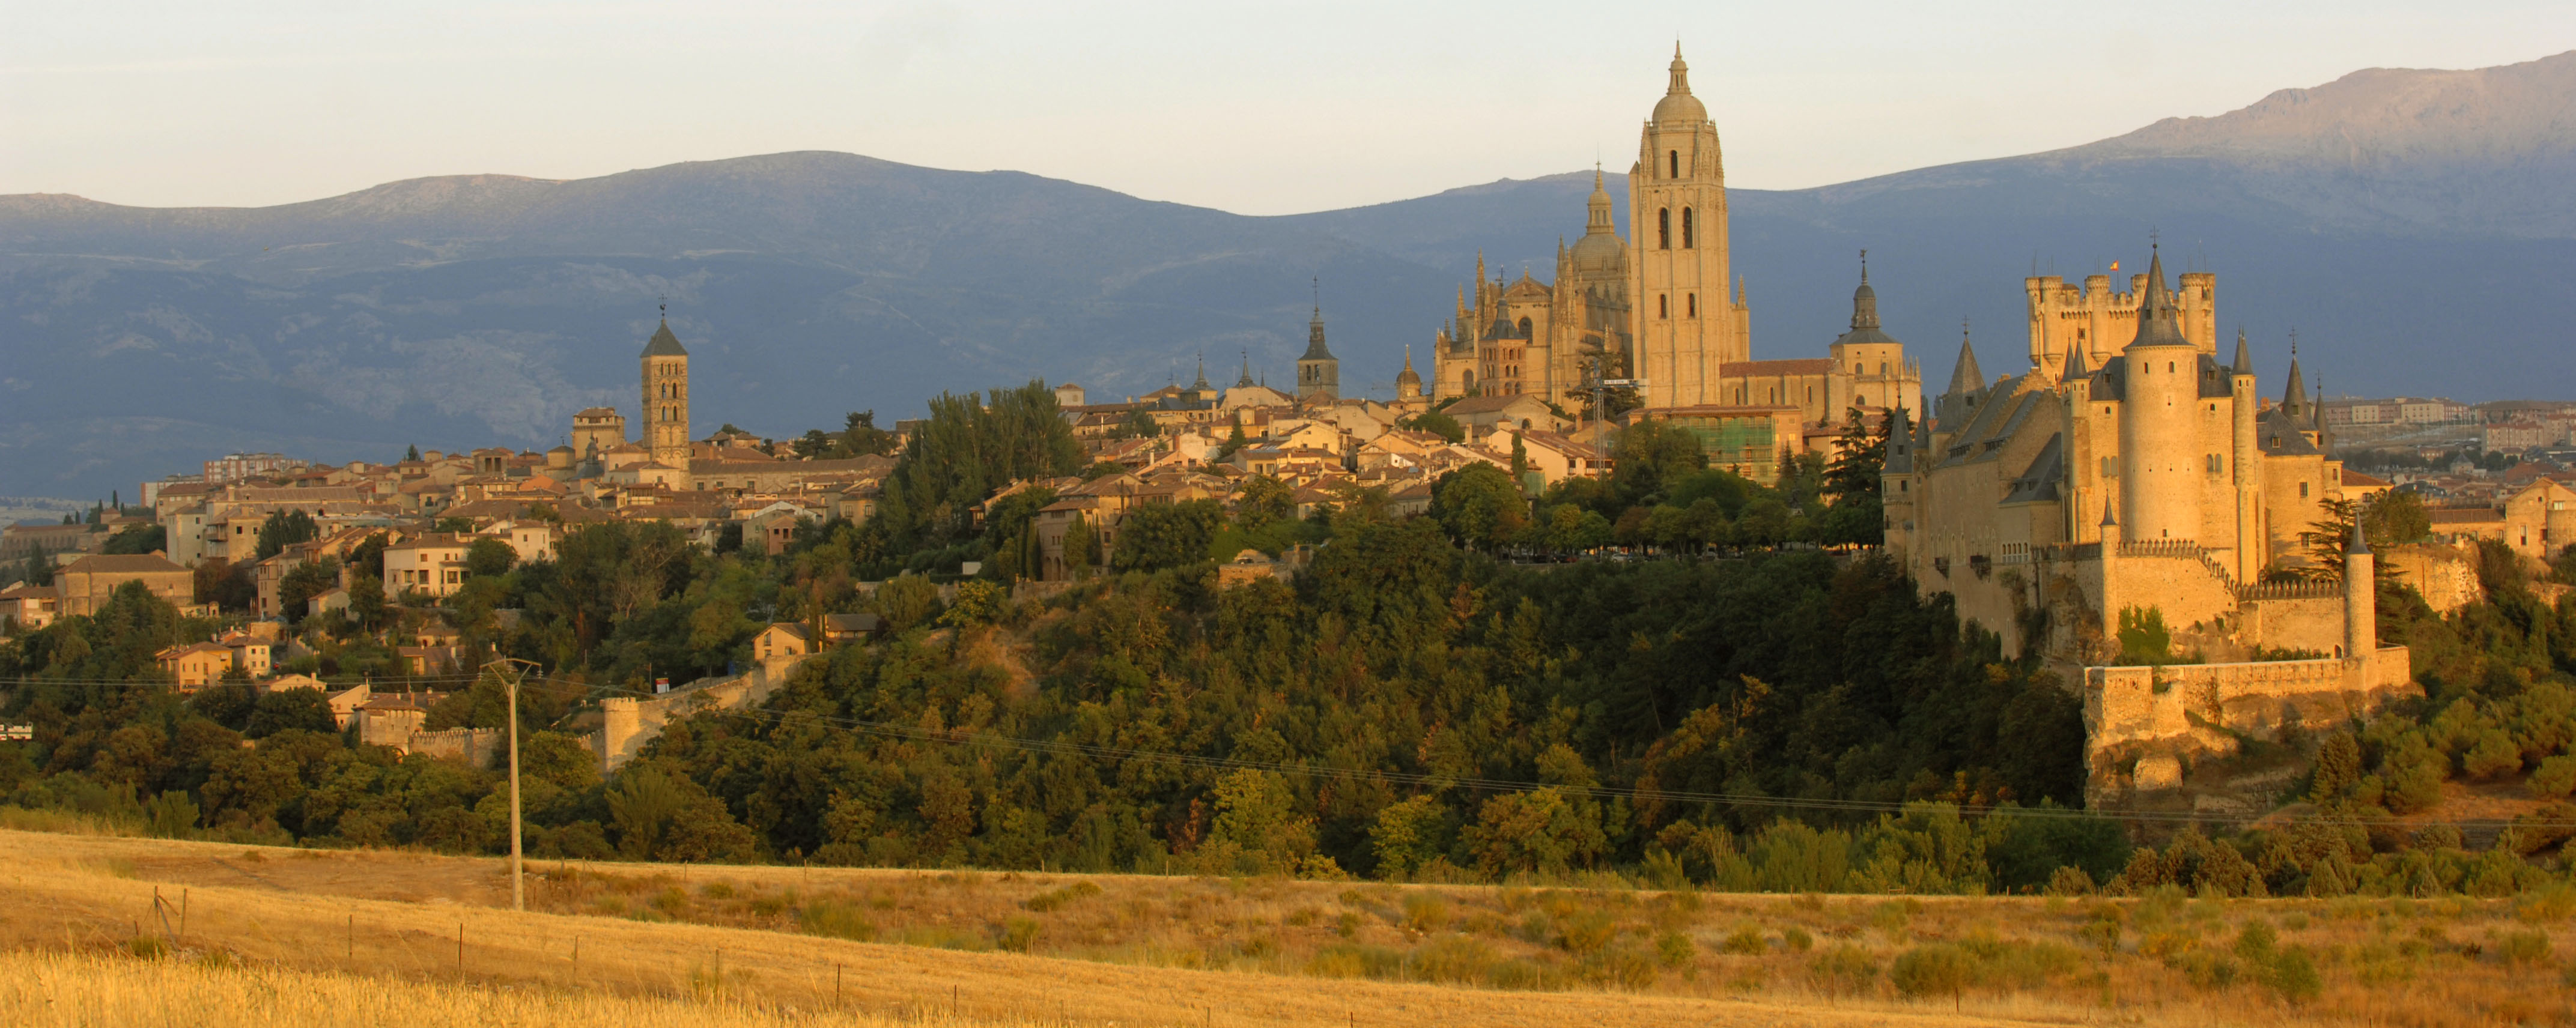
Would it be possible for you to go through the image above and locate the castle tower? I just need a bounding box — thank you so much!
[1296,303,1339,401]
[2343,521,2374,664]
[2115,249,2199,542]
[1630,46,1745,408]
[2229,330,2264,581]
[639,316,691,466]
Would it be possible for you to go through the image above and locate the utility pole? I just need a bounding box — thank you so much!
[485,657,539,912]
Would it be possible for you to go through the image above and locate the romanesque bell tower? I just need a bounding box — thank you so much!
[640,314,691,466]
[1629,46,1745,409]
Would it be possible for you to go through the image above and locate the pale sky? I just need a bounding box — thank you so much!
[7,1,2573,214]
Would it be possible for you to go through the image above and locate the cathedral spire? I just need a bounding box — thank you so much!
[1668,44,1690,95]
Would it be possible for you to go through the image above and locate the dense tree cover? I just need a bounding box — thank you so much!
[1426,414,1871,558]
[255,509,319,561]
[586,531,2098,884]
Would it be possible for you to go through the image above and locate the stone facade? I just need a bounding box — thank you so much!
[2083,650,2415,803]
[640,319,691,467]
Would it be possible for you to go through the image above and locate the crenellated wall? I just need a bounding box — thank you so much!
[2083,647,2414,804]
[402,728,506,769]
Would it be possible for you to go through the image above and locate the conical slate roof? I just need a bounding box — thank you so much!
[2231,328,2253,378]
[640,319,687,358]
[1945,331,1984,396]
[2124,249,2191,350]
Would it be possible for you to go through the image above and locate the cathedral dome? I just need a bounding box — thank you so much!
[1651,50,1707,124]
[1570,230,1626,277]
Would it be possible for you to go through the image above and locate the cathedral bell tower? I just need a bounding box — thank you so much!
[1630,45,1744,409]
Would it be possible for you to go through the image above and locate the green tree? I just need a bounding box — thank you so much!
[277,557,340,625]
[1235,476,1295,526]
[842,410,901,456]
[1403,410,1465,444]
[1431,464,1527,553]
[1111,500,1224,572]
[102,524,167,555]
[872,575,945,632]
[464,537,517,578]
[254,509,319,560]
[1610,416,1709,506]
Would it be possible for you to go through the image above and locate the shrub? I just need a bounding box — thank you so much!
[797,901,878,942]
[1781,926,1814,952]
[1401,892,1450,934]
[1654,931,1695,967]
[2261,948,2321,1003]
[1023,881,1101,912]
[2532,757,2576,799]
[998,916,1040,952]
[2499,930,2551,966]
[1719,924,1767,955]
[2045,865,2095,896]
[1891,943,1973,1001]
[1556,909,1617,955]
[1809,945,1878,996]
[699,882,734,900]
[1413,934,1495,983]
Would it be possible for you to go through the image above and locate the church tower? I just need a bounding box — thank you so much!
[640,315,691,466]
[1630,46,1744,408]
[1297,303,1340,402]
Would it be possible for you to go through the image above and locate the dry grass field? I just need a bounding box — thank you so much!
[5,820,2575,1027]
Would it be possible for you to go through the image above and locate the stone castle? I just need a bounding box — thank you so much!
[1429,48,1923,438]
[1879,250,2413,800]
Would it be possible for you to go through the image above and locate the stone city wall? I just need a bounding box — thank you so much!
[2083,646,2414,803]
[402,727,506,769]
[596,654,813,772]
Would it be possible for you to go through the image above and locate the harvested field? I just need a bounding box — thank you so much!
[7,826,2575,1026]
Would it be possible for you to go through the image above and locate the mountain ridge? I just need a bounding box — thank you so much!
[4,52,2573,499]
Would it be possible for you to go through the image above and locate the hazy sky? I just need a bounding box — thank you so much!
[8,1,2572,214]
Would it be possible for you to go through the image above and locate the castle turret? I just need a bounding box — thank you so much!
[2230,330,2264,580]
[2344,519,2374,665]
[2097,499,2122,637]
[1932,330,1985,441]
[2115,249,2199,542]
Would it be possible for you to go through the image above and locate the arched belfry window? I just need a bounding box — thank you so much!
[1658,295,1669,318]
[1669,151,1680,178]
[1657,208,1670,249]
[1687,294,1697,317]
[1681,208,1695,249]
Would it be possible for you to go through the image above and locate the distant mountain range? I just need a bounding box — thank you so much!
[5,50,2573,500]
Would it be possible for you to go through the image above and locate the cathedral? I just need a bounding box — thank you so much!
[1430,48,1921,441]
